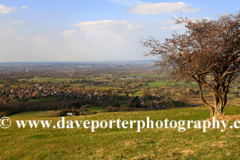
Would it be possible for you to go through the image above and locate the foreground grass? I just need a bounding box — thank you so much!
[0,106,240,159]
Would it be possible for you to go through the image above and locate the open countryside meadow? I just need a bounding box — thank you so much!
[0,106,240,159]
[1,62,240,159]
[1,0,240,159]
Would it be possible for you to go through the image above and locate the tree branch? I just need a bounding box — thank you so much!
[199,84,214,109]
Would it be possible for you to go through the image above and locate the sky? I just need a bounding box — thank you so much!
[0,0,239,62]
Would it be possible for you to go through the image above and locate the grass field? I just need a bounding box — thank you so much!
[147,81,197,88]
[147,81,178,88]
[88,106,105,112]
[1,105,240,159]
[23,77,82,83]
[129,82,141,85]
[126,74,166,77]
[132,90,143,97]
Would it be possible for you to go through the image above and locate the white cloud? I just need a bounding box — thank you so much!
[12,20,26,24]
[72,20,143,44]
[0,20,148,62]
[34,35,49,44]
[129,2,202,15]
[72,20,142,30]
[0,4,14,14]
[73,20,115,27]
[203,17,213,21]
[158,17,213,31]
[21,6,27,9]
[184,17,213,23]
[61,29,77,35]
[5,28,18,34]
[218,14,229,17]
[72,20,143,39]
[162,25,185,30]
[0,19,147,62]
[151,19,186,31]
[64,19,147,60]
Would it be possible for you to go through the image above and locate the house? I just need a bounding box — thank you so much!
[66,112,74,116]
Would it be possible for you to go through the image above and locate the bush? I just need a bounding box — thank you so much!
[103,106,147,112]
[54,110,66,117]
[105,106,119,112]
[112,102,120,107]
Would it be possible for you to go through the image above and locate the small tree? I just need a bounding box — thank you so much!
[142,12,240,117]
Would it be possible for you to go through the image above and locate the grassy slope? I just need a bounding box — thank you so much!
[0,106,240,159]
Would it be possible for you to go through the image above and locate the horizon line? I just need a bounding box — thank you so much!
[0,60,155,63]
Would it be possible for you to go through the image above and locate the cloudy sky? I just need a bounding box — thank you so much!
[0,0,239,62]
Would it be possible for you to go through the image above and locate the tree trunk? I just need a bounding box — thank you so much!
[212,96,224,117]
[214,103,223,116]
[212,78,223,117]
[198,83,226,118]
[210,107,214,118]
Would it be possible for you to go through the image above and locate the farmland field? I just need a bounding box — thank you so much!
[132,90,143,96]
[24,77,83,83]
[1,62,240,159]
[1,1,240,159]
[147,81,198,88]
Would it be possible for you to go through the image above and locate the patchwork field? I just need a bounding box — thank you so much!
[24,77,83,83]
[1,105,240,159]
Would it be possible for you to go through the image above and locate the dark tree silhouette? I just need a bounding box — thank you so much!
[142,12,240,117]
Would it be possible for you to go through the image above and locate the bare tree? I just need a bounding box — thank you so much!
[142,12,240,117]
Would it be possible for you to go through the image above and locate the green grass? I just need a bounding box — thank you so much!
[126,73,166,77]
[23,77,83,83]
[88,106,105,112]
[24,77,53,82]
[67,84,81,89]
[132,90,143,96]
[9,84,33,88]
[147,81,197,88]
[129,82,141,85]
[147,81,176,88]
[1,106,240,159]
[51,78,82,83]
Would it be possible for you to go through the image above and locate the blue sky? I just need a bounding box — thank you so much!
[0,0,239,62]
